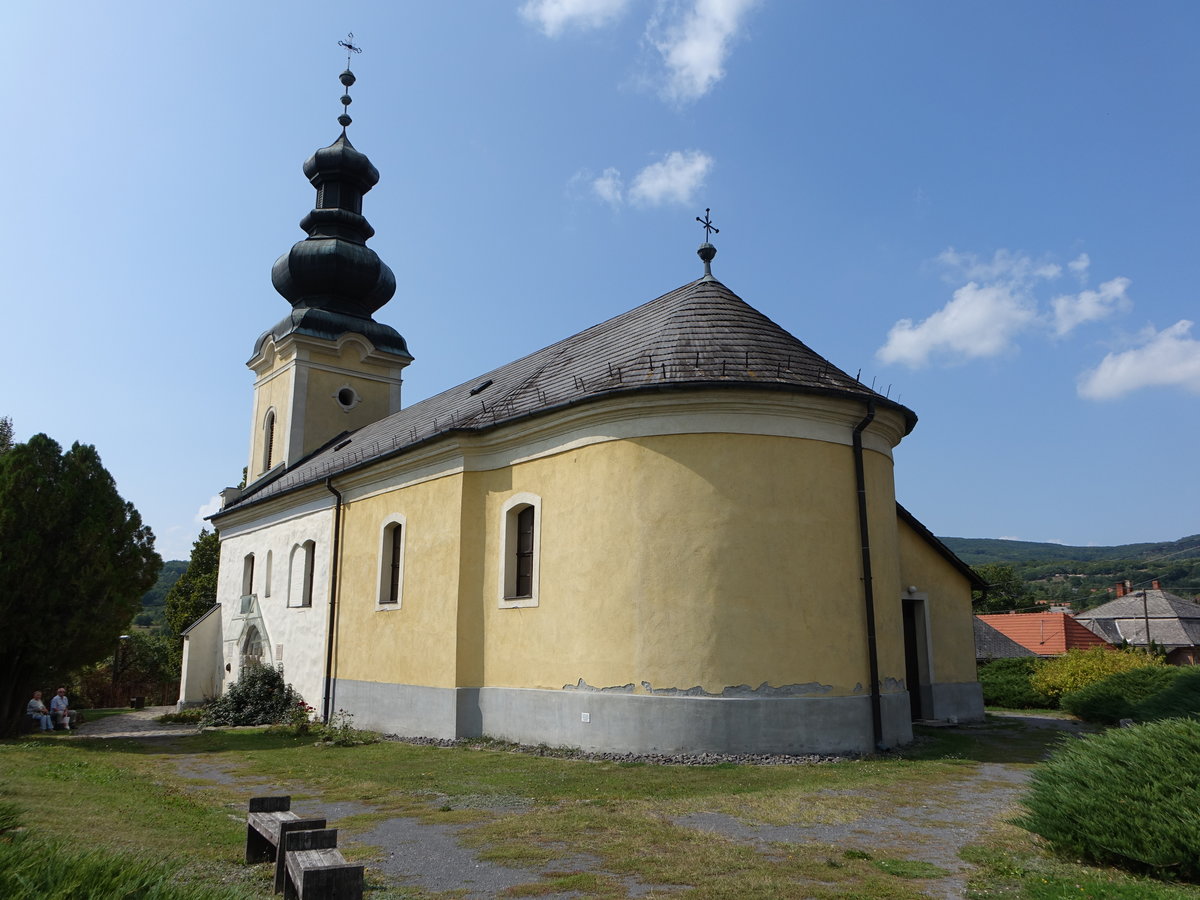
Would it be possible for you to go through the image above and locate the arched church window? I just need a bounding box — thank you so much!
[376,516,406,607]
[499,493,540,608]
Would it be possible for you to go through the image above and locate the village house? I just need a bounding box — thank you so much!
[1074,581,1200,665]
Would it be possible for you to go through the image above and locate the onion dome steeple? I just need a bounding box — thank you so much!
[271,67,396,318]
[259,53,409,359]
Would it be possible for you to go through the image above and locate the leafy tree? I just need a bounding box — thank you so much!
[971,562,1032,612]
[0,417,12,454]
[0,434,161,735]
[165,528,220,637]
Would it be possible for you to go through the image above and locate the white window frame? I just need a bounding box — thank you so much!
[376,514,407,610]
[287,541,316,609]
[498,492,541,609]
[263,550,273,598]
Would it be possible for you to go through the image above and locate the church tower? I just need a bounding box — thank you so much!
[246,63,411,482]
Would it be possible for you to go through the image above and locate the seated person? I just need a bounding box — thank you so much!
[50,687,77,730]
[27,691,53,731]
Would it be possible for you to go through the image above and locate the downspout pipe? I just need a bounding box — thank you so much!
[852,400,885,750]
[322,477,344,724]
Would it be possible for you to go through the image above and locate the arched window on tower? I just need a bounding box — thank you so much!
[262,409,276,473]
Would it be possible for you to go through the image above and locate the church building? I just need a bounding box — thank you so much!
[178,66,985,755]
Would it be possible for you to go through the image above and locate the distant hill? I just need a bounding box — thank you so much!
[135,559,188,629]
[940,534,1200,608]
[940,535,1200,566]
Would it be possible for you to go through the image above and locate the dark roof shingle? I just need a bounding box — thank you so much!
[225,277,914,513]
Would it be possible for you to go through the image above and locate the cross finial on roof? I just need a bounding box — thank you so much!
[695,208,718,280]
[338,33,362,67]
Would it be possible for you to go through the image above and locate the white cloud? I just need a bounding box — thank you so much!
[592,167,624,206]
[628,150,713,206]
[935,248,1061,285]
[877,280,1038,368]
[1068,252,1091,280]
[519,0,631,37]
[881,247,1136,369]
[648,0,758,103]
[1078,320,1200,400]
[1051,276,1131,336]
[196,495,221,523]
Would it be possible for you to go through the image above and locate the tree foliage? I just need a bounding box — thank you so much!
[165,529,220,637]
[0,417,12,455]
[0,434,161,735]
[971,563,1032,612]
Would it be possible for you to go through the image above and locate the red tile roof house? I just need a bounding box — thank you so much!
[975,612,1113,657]
[1074,581,1200,666]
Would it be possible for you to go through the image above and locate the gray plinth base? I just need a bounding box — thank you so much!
[335,680,919,754]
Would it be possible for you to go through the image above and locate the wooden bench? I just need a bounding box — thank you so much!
[282,827,364,900]
[244,796,326,893]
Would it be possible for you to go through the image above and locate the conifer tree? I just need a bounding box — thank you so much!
[165,528,221,637]
[0,434,161,735]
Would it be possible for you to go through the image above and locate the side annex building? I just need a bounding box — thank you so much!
[178,68,985,755]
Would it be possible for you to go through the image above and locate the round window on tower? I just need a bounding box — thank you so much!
[335,386,360,411]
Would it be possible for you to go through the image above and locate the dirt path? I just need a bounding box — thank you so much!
[86,708,1078,898]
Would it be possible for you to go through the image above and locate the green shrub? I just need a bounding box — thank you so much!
[978,657,1056,709]
[200,664,306,727]
[1060,666,1182,725]
[1133,667,1200,723]
[1017,718,1200,882]
[1030,646,1163,702]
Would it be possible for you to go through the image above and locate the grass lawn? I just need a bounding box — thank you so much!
[0,717,1195,899]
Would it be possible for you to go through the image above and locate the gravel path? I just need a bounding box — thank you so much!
[78,708,1078,898]
[73,705,201,740]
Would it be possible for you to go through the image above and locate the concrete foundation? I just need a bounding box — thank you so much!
[334,679,921,754]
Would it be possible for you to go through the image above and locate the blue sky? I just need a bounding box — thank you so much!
[2,1,1197,561]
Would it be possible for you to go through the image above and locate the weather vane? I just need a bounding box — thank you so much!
[338,33,362,67]
[696,208,719,240]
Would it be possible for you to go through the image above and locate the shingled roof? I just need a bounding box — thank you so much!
[975,612,1112,657]
[225,277,914,513]
[973,617,1036,661]
[1074,589,1200,649]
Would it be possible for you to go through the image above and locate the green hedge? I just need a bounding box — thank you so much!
[1030,646,1163,702]
[1060,666,1182,725]
[1017,718,1200,882]
[978,657,1056,709]
[1133,667,1200,723]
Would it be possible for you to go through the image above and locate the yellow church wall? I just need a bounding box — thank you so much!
[897,518,979,684]
[249,362,295,479]
[332,472,465,688]
[471,431,901,698]
[301,364,395,456]
[861,450,907,688]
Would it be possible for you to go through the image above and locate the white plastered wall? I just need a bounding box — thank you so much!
[216,500,334,711]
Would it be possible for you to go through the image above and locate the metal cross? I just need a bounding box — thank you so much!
[696,208,719,240]
[338,33,362,66]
